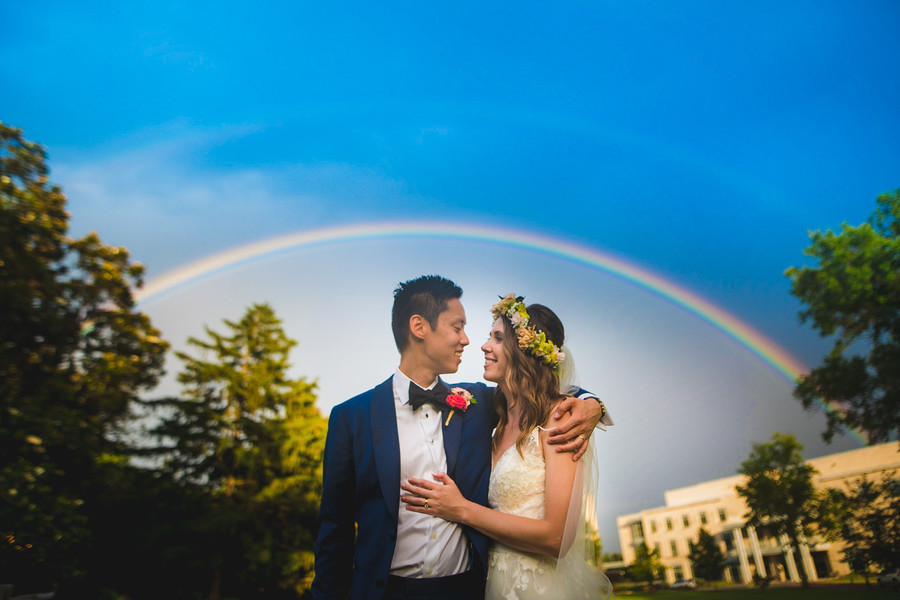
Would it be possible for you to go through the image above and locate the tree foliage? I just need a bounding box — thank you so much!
[0,122,169,587]
[144,303,327,598]
[0,122,330,599]
[690,527,725,581]
[689,527,726,582]
[585,520,603,567]
[736,432,818,588]
[628,542,663,585]
[786,190,900,443]
[827,473,900,573]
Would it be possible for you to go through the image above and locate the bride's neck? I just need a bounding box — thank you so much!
[505,398,523,427]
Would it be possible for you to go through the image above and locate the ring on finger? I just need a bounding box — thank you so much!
[578,435,586,441]
[424,499,429,509]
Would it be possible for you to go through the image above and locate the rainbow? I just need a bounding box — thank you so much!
[134,221,862,442]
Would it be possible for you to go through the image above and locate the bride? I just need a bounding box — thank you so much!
[402,294,614,600]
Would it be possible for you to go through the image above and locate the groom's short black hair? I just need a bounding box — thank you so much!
[392,275,463,352]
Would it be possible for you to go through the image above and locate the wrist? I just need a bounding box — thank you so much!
[592,397,606,420]
[458,500,474,525]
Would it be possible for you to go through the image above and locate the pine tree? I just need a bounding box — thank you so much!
[145,303,327,598]
[689,527,726,583]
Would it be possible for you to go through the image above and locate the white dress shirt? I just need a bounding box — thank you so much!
[389,369,470,577]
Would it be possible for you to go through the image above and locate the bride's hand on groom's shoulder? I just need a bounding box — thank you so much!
[401,473,467,522]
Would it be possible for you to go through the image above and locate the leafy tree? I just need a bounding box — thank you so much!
[602,552,623,563]
[80,457,215,600]
[628,542,663,586]
[689,527,726,583]
[145,303,327,599]
[585,520,603,566]
[736,433,819,588]
[786,190,900,444]
[830,474,900,576]
[0,122,168,589]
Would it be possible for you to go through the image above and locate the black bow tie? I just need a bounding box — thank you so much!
[408,381,448,412]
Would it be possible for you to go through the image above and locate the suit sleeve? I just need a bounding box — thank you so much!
[571,387,614,430]
[570,386,596,400]
[312,406,356,600]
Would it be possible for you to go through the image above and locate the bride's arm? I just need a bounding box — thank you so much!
[401,427,578,558]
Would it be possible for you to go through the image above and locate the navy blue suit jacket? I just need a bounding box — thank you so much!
[312,377,495,600]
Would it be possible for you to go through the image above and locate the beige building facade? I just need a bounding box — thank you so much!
[616,442,900,584]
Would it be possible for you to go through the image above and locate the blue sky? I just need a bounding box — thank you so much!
[4,1,899,553]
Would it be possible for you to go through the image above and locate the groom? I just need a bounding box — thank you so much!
[312,275,604,600]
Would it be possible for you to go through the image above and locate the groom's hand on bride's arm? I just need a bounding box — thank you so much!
[547,396,605,460]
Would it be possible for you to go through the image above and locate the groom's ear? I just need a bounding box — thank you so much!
[408,314,428,341]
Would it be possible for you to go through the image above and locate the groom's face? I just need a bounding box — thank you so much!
[420,298,469,375]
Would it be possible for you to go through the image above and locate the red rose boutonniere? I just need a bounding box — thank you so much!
[445,387,475,426]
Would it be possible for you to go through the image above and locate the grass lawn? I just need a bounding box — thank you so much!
[618,582,898,600]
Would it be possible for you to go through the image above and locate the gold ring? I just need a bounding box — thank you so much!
[578,435,586,440]
[424,499,429,509]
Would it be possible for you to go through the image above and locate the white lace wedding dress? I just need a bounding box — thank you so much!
[486,429,614,600]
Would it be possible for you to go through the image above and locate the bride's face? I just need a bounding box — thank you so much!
[481,318,509,383]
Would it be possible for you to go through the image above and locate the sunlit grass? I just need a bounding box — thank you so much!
[616,580,897,599]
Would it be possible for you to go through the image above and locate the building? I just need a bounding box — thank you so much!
[616,441,900,584]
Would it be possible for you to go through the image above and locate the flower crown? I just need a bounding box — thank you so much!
[491,294,565,371]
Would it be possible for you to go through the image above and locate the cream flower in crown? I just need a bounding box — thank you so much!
[490,294,565,370]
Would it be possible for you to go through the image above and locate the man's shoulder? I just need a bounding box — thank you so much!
[446,381,492,399]
[446,380,487,389]
[331,377,392,414]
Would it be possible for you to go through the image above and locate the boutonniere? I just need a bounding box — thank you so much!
[445,387,475,426]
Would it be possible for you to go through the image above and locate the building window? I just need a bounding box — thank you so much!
[682,514,690,527]
[631,522,645,542]
[654,543,660,556]
[688,539,695,554]
[673,565,684,581]
[723,532,734,551]
[718,508,726,522]
[650,520,657,533]
[670,540,678,556]
[666,517,673,531]
[700,511,708,525]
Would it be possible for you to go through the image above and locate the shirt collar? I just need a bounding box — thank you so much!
[393,368,439,406]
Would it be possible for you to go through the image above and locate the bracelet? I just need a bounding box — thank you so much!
[593,397,606,420]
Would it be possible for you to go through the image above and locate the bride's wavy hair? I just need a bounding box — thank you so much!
[492,303,565,457]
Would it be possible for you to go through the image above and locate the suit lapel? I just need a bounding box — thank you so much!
[371,377,401,525]
[441,379,463,476]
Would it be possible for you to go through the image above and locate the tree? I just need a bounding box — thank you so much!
[736,432,819,588]
[830,473,900,576]
[0,122,169,589]
[145,303,327,599]
[628,542,663,586]
[689,527,726,583]
[602,552,623,563]
[585,520,603,566]
[786,190,900,444]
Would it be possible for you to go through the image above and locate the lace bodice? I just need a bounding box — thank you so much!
[487,429,556,599]
[488,428,545,518]
[485,428,615,600]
